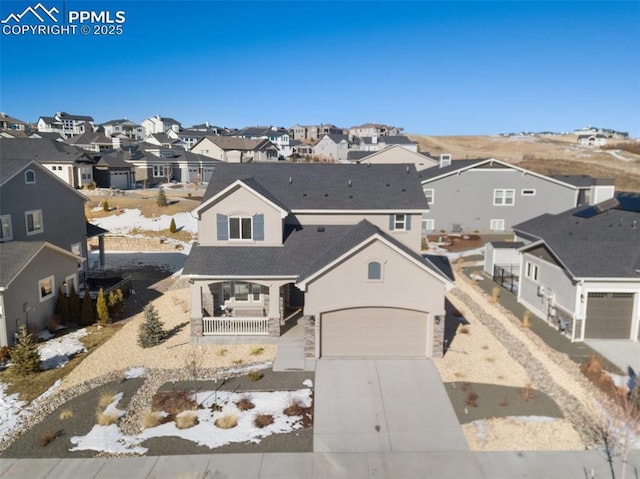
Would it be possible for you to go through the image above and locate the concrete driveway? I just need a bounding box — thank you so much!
[313,359,467,453]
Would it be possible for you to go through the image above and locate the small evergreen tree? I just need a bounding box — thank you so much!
[80,287,95,326]
[68,284,81,324]
[108,288,124,321]
[11,325,41,375]
[156,188,167,207]
[96,288,110,324]
[54,286,70,325]
[103,200,110,212]
[138,304,167,348]
[169,217,177,234]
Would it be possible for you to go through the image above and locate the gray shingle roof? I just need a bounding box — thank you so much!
[414,159,486,181]
[0,158,36,183]
[514,193,640,278]
[202,163,428,211]
[183,220,452,283]
[0,138,91,165]
[0,241,45,287]
[204,136,272,151]
[347,151,373,162]
[550,175,614,187]
[489,241,525,249]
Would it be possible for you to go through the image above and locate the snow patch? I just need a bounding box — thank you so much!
[303,379,313,388]
[124,367,147,379]
[38,329,87,370]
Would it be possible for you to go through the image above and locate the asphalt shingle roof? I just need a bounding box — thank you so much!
[514,193,640,278]
[202,163,428,211]
[0,241,45,287]
[0,138,91,165]
[416,159,486,181]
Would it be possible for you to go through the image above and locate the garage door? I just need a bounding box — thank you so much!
[585,293,634,339]
[110,172,129,190]
[321,308,428,357]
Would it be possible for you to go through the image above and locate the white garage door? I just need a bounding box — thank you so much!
[110,171,129,190]
[585,293,634,339]
[321,308,428,357]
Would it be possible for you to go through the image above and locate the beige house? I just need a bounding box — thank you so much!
[351,145,438,171]
[191,136,279,163]
[182,163,454,359]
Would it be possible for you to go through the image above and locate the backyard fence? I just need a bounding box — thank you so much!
[493,265,519,293]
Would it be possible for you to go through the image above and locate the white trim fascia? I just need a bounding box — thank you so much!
[297,233,454,290]
[192,179,289,219]
[291,209,427,214]
[420,157,580,189]
[572,277,640,283]
[184,275,297,281]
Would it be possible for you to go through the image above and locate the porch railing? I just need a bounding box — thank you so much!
[203,317,269,335]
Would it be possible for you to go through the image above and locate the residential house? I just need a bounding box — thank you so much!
[0,138,96,188]
[577,135,608,147]
[348,145,437,171]
[93,150,137,190]
[0,113,27,133]
[0,159,107,346]
[359,135,418,152]
[313,134,358,162]
[233,126,292,158]
[191,136,279,163]
[100,119,145,140]
[166,129,210,150]
[291,140,313,158]
[417,157,615,234]
[66,131,113,152]
[126,148,219,185]
[144,132,187,150]
[512,194,640,342]
[182,163,454,359]
[289,124,342,141]
[141,115,181,135]
[348,123,403,138]
[37,112,94,138]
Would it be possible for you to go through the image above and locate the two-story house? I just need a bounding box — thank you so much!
[0,138,96,189]
[348,145,437,171]
[348,123,404,138]
[141,115,181,136]
[182,163,454,359]
[66,131,113,152]
[37,112,95,138]
[417,157,615,234]
[0,159,107,346]
[0,113,27,133]
[313,134,359,162]
[100,119,145,140]
[191,136,279,163]
[512,194,640,342]
[232,126,292,158]
[359,135,419,153]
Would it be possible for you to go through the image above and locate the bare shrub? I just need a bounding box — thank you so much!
[465,391,479,407]
[522,310,531,328]
[216,347,228,357]
[143,412,163,429]
[176,412,199,430]
[459,325,470,334]
[236,397,255,411]
[215,414,238,429]
[96,411,118,426]
[250,346,265,356]
[491,286,500,304]
[232,359,244,366]
[152,389,196,416]
[98,391,116,410]
[254,414,274,428]
[248,371,263,382]
[59,409,73,420]
[38,429,59,447]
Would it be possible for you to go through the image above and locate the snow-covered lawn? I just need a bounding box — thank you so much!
[38,329,87,371]
[92,208,197,235]
[70,385,313,455]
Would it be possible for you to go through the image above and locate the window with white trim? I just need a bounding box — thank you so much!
[367,261,382,281]
[39,275,54,302]
[422,219,435,233]
[521,189,536,196]
[25,210,43,235]
[234,282,250,302]
[423,188,434,205]
[525,261,539,282]
[493,189,515,206]
[229,216,252,240]
[24,169,36,184]
[394,214,407,231]
[490,219,505,231]
[0,215,12,241]
[152,165,165,177]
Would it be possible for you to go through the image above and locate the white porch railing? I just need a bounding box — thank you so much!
[203,317,269,335]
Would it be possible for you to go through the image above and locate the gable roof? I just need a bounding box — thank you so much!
[182,220,454,288]
[514,193,640,279]
[0,138,93,165]
[354,145,438,169]
[195,136,274,152]
[66,131,112,145]
[0,241,83,288]
[199,163,428,211]
[58,112,94,122]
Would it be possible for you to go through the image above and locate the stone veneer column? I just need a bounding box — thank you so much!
[190,282,203,337]
[432,314,445,358]
[268,283,280,337]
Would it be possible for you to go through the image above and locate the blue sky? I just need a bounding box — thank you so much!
[1,1,639,136]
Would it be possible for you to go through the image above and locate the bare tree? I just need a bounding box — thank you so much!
[183,344,205,406]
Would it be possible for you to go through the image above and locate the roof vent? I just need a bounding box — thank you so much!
[348,179,352,187]
[406,166,410,173]
[288,176,292,184]
[317,226,325,232]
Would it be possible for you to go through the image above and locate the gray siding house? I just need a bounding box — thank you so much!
[417,158,615,234]
[513,194,640,342]
[182,163,454,359]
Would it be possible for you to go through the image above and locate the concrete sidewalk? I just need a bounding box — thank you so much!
[2,450,639,478]
[272,313,315,372]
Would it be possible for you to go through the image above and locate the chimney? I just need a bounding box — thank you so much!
[439,154,452,168]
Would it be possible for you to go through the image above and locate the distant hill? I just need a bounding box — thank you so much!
[408,134,640,193]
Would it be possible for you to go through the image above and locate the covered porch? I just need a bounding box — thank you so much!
[189,279,303,337]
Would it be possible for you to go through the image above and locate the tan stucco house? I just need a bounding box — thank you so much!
[182,163,454,358]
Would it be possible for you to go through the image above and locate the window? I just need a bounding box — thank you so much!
[25,210,43,235]
[39,276,54,302]
[493,189,515,206]
[152,165,165,177]
[229,217,252,240]
[525,261,539,282]
[222,282,231,302]
[0,215,12,241]
[252,283,261,301]
[393,214,407,231]
[490,219,505,231]
[423,188,435,205]
[368,261,382,280]
[422,219,435,233]
[234,282,249,301]
[521,189,536,196]
[24,169,36,184]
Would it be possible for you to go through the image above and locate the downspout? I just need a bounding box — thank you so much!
[0,287,7,347]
